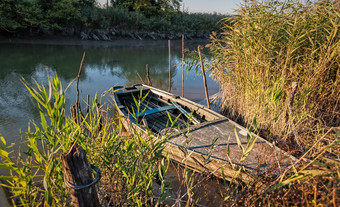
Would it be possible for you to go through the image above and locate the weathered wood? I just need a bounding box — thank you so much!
[169,119,293,174]
[61,143,100,207]
[198,46,210,109]
[146,64,152,86]
[70,104,76,121]
[113,84,297,183]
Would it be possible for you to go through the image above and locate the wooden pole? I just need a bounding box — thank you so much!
[146,64,152,86]
[168,40,171,93]
[70,104,76,121]
[62,143,100,207]
[198,46,210,109]
[76,51,86,123]
[182,34,185,97]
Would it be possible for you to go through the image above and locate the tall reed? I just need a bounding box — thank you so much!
[210,0,339,148]
[210,0,339,205]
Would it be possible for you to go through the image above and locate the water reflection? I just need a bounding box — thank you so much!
[0,42,218,143]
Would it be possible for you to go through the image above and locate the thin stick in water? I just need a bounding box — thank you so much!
[137,72,145,84]
[182,34,185,97]
[168,39,171,93]
[76,51,86,123]
[198,46,210,109]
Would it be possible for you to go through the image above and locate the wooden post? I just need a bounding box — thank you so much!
[76,52,86,123]
[62,143,100,207]
[70,104,76,121]
[182,34,185,97]
[168,40,171,93]
[146,64,152,86]
[198,46,210,109]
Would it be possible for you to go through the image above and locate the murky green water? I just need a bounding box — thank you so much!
[0,40,218,143]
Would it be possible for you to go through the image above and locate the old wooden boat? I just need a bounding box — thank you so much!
[112,84,296,183]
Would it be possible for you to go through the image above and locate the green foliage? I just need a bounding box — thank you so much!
[111,0,182,18]
[0,0,96,30]
[0,0,224,35]
[0,74,168,206]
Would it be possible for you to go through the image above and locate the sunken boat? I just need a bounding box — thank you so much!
[112,84,296,183]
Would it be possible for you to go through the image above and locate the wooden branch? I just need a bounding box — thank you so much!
[136,72,145,84]
[61,143,100,207]
[198,46,210,109]
[146,64,152,86]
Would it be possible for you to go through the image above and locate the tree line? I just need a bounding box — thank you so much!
[0,0,184,31]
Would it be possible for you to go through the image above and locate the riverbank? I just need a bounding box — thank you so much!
[0,35,208,47]
[0,27,212,42]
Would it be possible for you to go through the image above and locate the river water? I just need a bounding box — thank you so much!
[0,40,219,144]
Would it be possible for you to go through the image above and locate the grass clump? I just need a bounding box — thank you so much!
[210,0,339,205]
[0,74,168,206]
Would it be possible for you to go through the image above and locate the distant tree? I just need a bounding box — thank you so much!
[110,0,182,17]
[0,0,46,30]
[45,0,96,28]
[0,0,96,30]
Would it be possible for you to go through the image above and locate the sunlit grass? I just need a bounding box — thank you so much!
[210,0,339,205]
[0,74,169,206]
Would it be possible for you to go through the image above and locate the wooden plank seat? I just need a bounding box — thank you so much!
[130,104,176,118]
